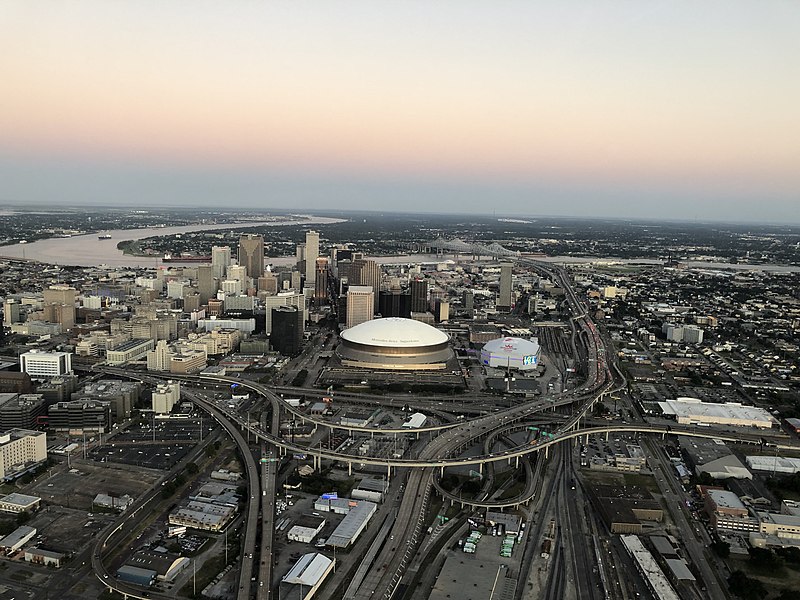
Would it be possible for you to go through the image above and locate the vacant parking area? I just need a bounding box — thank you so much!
[29,461,159,510]
[90,442,194,470]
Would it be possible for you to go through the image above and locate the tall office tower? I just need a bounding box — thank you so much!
[42,285,77,332]
[433,299,450,323]
[211,246,231,279]
[238,234,265,279]
[314,258,329,306]
[337,259,354,287]
[227,265,250,293]
[3,300,20,324]
[498,262,513,311]
[378,290,409,318]
[410,278,428,313]
[464,289,475,312]
[183,293,201,313]
[258,273,278,295]
[295,243,306,278]
[304,230,320,285]
[331,247,353,278]
[428,287,446,311]
[270,306,304,357]
[354,259,381,313]
[221,279,243,296]
[291,271,302,290]
[263,292,306,334]
[43,285,78,308]
[197,264,217,304]
[346,286,374,328]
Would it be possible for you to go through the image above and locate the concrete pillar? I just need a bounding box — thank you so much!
[515,456,519,469]
[440,466,444,477]
[387,464,391,478]
[348,462,352,476]
[480,462,484,475]
[605,431,609,441]
[545,445,549,459]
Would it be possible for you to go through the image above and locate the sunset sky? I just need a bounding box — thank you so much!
[2,1,799,222]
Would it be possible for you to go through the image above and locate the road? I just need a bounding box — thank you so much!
[256,405,281,599]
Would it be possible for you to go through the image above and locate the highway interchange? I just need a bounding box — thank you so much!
[91,258,800,600]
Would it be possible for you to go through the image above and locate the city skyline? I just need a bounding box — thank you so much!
[2,2,799,222]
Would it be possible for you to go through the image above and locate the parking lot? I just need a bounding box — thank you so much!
[29,461,159,511]
[90,442,194,470]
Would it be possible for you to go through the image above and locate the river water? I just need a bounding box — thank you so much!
[0,216,345,268]
[0,219,797,274]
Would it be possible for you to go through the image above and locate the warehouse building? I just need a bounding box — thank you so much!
[658,397,777,429]
[746,456,800,475]
[351,477,388,503]
[116,565,157,587]
[0,526,36,551]
[125,550,190,582]
[620,535,681,600]
[324,501,377,548]
[280,553,335,600]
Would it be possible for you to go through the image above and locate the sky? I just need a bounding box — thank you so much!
[1,1,799,222]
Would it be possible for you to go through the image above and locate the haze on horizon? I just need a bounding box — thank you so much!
[2,1,799,223]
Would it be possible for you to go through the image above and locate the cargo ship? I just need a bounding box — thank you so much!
[162,253,211,263]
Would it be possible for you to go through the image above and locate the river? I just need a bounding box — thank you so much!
[0,216,345,268]
[0,221,797,274]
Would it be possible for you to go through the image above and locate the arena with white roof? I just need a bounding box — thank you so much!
[337,318,453,370]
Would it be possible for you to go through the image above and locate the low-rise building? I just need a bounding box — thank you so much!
[105,338,155,365]
[168,500,235,532]
[0,525,36,551]
[705,489,758,532]
[0,493,41,514]
[93,493,134,512]
[287,516,326,544]
[24,548,64,567]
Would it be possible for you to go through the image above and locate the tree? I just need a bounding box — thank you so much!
[748,547,782,571]
[710,540,730,559]
[727,570,766,600]
[186,462,199,475]
[777,589,800,600]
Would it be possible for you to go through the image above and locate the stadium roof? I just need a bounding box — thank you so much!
[341,318,448,348]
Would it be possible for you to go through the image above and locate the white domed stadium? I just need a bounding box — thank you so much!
[337,318,453,370]
[480,337,541,371]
